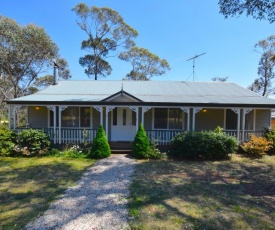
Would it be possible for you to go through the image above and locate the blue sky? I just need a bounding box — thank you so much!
[1,0,274,88]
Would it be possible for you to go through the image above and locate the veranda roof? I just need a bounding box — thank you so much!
[7,80,275,108]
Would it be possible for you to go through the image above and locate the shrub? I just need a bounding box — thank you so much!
[89,125,111,159]
[16,129,51,156]
[49,145,87,158]
[263,127,275,154]
[132,124,150,159]
[147,139,166,160]
[241,134,271,157]
[169,131,238,160]
[0,128,16,156]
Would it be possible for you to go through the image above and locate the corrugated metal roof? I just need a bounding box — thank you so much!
[8,80,275,106]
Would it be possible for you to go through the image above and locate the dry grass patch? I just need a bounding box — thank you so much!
[0,157,95,230]
[129,154,275,229]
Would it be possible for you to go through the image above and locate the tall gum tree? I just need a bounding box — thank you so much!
[248,36,275,97]
[0,15,71,99]
[219,0,275,23]
[119,46,170,80]
[72,3,138,80]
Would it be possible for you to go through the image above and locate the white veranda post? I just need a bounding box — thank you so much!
[181,107,190,131]
[105,106,115,140]
[231,108,240,142]
[58,106,68,144]
[130,106,138,132]
[192,108,202,131]
[242,108,252,142]
[47,106,57,144]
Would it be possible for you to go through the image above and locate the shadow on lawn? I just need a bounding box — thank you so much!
[0,160,89,230]
[129,160,275,229]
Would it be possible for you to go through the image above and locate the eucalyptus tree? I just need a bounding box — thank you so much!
[72,3,138,80]
[119,46,170,80]
[218,0,275,23]
[0,15,71,99]
[248,36,275,97]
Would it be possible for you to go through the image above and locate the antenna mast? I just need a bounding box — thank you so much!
[187,53,206,82]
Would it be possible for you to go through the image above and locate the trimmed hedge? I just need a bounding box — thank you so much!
[89,125,111,159]
[169,131,238,160]
[132,124,150,159]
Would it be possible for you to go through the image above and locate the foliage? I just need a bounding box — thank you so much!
[211,76,228,82]
[169,131,238,160]
[147,139,166,160]
[49,145,87,158]
[0,128,16,156]
[119,46,170,80]
[16,129,51,156]
[0,15,71,99]
[72,3,138,80]
[241,134,272,157]
[248,36,275,96]
[213,125,224,133]
[263,127,275,153]
[218,0,275,23]
[89,125,111,159]
[132,124,150,159]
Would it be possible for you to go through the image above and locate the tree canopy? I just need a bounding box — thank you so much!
[248,36,275,96]
[0,15,71,99]
[119,46,170,80]
[72,3,138,80]
[218,0,275,23]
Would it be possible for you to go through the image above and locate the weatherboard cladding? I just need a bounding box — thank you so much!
[7,80,275,107]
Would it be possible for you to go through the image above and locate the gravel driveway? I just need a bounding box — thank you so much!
[26,154,136,230]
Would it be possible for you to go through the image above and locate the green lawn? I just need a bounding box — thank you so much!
[129,155,275,230]
[0,156,95,230]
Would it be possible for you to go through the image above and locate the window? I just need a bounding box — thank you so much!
[226,109,237,130]
[80,107,91,127]
[154,108,182,129]
[113,108,117,126]
[50,107,91,128]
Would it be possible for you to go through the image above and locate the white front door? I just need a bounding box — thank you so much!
[111,107,136,141]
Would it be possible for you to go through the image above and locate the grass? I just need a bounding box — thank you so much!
[129,154,275,229]
[0,156,96,230]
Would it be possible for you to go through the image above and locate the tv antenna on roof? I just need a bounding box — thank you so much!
[187,53,206,82]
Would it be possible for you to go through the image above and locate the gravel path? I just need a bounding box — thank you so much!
[26,154,136,230]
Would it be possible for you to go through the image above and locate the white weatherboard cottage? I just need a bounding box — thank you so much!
[6,79,275,145]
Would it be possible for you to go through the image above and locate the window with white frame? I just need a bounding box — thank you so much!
[154,108,182,129]
[50,107,90,128]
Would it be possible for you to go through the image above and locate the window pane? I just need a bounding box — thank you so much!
[50,107,59,127]
[226,109,237,130]
[132,111,136,126]
[169,108,182,129]
[113,108,117,126]
[154,108,168,129]
[80,107,90,127]
[62,107,79,127]
[245,110,253,130]
[123,109,126,126]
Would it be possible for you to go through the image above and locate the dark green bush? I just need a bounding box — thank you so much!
[147,139,166,159]
[89,125,111,159]
[263,127,275,154]
[0,128,16,156]
[132,124,150,159]
[169,131,238,160]
[16,129,51,156]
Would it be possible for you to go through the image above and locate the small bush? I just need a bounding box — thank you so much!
[132,124,150,159]
[0,128,16,156]
[49,145,87,158]
[16,129,51,156]
[241,134,271,157]
[147,139,166,159]
[263,127,275,154]
[169,131,238,160]
[89,125,111,159]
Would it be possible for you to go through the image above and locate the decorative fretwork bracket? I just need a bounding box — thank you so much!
[193,107,203,114]
[181,107,190,114]
[231,108,240,115]
[129,106,138,112]
[106,106,115,113]
[47,105,56,111]
[244,108,253,114]
[142,106,151,113]
[93,106,103,113]
[59,106,68,111]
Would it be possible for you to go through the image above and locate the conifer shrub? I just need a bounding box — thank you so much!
[89,125,111,159]
[241,134,271,157]
[16,129,51,156]
[132,124,150,159]
[263,127,275,154]
[169,130,238,160]
[0,128,16,156]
